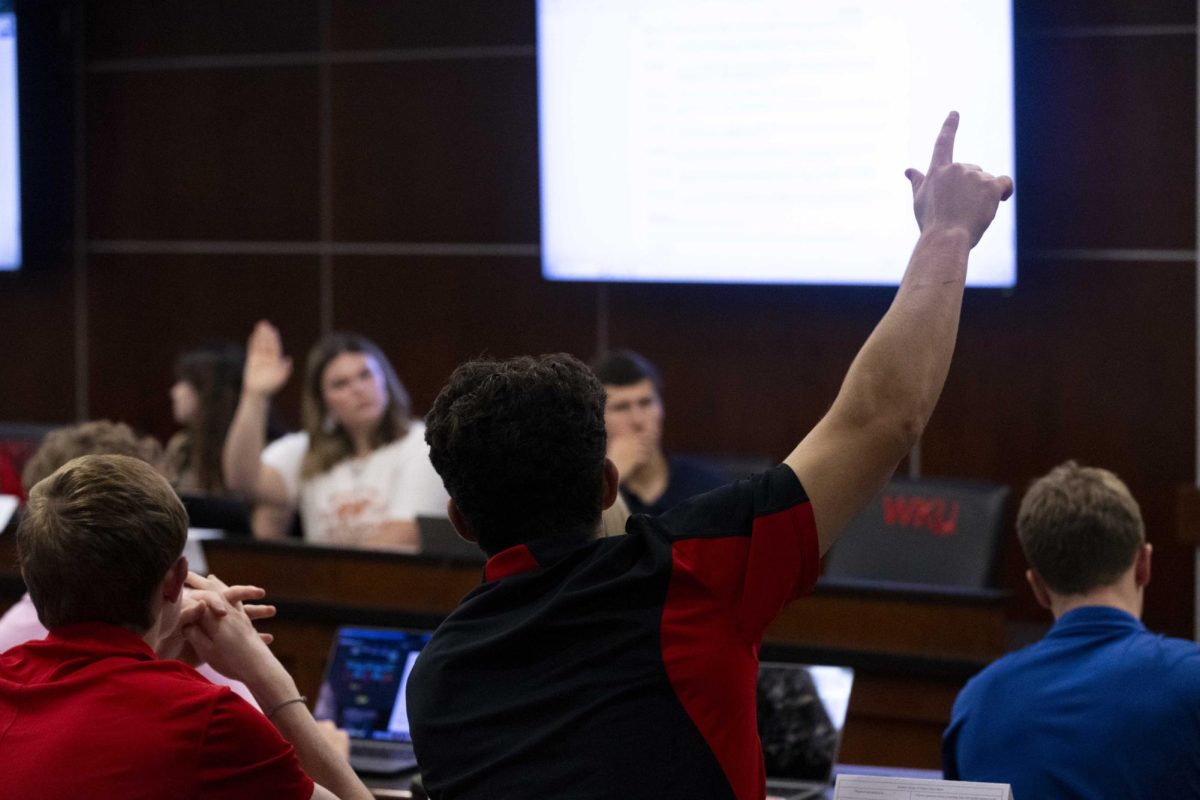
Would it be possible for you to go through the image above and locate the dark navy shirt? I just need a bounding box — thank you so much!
[620,455,728,517]
[407,465,818,800]
[944,605,1200,799]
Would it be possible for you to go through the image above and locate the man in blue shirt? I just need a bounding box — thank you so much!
[944,461,1200,799]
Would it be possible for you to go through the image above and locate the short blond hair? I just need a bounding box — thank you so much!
[17,454,187,631]
[1017,461,1144,595]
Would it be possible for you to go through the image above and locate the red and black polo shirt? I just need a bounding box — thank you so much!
[408,464,818,799]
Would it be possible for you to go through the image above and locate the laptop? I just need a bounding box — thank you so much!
[416,515,486,563]
[313,626,432,774]
[759,662,856,800]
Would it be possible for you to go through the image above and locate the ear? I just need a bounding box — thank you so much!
[601,458,620,511]
[447,500,478,544]
[162,556,188,603]
[1134,542,1152,588]
[1025,568,1054,611]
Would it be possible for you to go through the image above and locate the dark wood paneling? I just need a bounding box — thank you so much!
[86,67,320,241]
[86,0,320,60]
[1015,33,1195,250]
[86,254,321,441]
[923,260,1195,633]
[328,0,534,50]
[0,266,77,423]
[330,59,538,242]
[332,256,595,414]
[1015,1,1195,29]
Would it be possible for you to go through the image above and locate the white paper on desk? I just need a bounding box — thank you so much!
[0,494,18,533]
[834,774,1013,800]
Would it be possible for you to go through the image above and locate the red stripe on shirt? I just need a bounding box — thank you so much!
[484,544,541,582]
[660,501,819,800]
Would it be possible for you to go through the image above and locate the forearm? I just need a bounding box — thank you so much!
[832,226,971,451]
[223,392,271,495]
[359,519,420,551]
[248,665,372,800]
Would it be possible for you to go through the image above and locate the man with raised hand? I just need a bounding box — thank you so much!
[407,113,1011,799]
[0,453,372,800]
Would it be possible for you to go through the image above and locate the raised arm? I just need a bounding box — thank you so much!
[785,112,1013,554]
[223,320,293,506]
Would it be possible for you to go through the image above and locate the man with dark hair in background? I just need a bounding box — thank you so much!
[590,349,727,516]
[409,112,1012,798]
[0,453,373,800]
[943,461,1200,799]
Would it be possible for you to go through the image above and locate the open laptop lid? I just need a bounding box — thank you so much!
[314,626,432,745]
[759,662,855,789]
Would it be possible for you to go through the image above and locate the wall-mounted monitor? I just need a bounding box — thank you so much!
[0,0,18,272]
[0,0,19,271]
[537,0,1015,287]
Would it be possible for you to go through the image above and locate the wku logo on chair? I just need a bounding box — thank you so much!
[881,495,960,537]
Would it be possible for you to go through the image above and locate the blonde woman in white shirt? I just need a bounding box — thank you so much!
[223,321,448,550]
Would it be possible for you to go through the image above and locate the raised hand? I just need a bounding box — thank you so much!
[243,320,293,398]
[904,112,1013,248]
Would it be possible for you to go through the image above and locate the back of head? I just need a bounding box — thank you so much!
[425,354,608,555]
[21,420,163,493]
[1017,461,1144,596]
[17,454,188,632]
[590,349,663,394]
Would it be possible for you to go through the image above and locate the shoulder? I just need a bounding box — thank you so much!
[376,421,432,461]
[953,643,1040,711]
[1136,630,1200,684]
[668,455,728,485]
[645,464,809,540]
[262,432,310,463]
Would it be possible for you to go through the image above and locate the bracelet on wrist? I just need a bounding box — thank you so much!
[265,695,308,720]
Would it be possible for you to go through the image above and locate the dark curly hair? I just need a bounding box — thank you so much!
[425,354,608,555]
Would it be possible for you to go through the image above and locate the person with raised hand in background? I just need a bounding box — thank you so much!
[224,323,448,550]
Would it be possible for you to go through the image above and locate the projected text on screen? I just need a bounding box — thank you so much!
[538,0,1015,287]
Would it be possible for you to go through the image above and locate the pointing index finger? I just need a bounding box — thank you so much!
[929,111,959,170]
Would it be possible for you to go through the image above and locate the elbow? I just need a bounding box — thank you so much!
[896,412,927,452]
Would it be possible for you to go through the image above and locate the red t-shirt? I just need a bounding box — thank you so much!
[0,623,314,800]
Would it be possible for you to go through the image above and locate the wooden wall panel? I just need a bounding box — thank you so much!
[1014,1,1194,28]
[86,0,319,60]
[1015,34,1195,250]
[86,255,321,440]
[86,66,320,241]
[925,259,1195,628]
[330,59,538,242]
[327,0,533,50]
[0,266,77,423]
